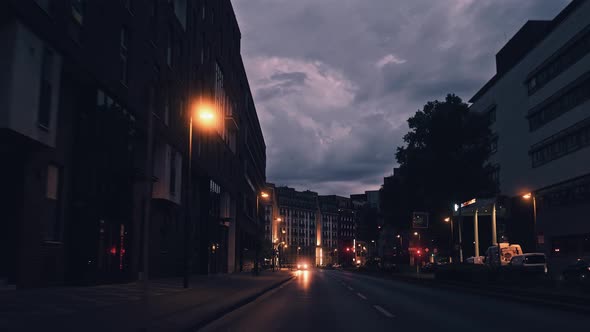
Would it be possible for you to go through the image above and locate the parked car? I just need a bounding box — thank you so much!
[509,253,547,275]
[465,256,485,264]
[421,262,436,273]
[562,258,590,283]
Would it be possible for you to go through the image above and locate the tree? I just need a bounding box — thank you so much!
[383,94,497,250]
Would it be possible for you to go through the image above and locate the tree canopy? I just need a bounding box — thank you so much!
[383,94,497,233]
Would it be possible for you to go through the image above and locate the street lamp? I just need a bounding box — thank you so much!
[522,192,538,249]
[254,191,270,276]
[444,217,454,263]
[184,101,217,288]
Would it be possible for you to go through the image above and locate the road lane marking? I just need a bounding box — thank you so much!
[347,286,354,291]
[373,305,395,318]
[356,293,367,300]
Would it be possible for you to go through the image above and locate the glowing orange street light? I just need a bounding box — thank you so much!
[444,217,451,222]
[195,103,215,127]
[522,193,532,199]
[261,192,270,198]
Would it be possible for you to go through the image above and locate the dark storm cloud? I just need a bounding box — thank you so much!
[232,0,571,195]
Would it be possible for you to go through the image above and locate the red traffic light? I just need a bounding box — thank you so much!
[416,250,421,255]
[346,248,350,252]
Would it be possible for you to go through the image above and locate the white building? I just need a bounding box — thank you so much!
[470,0,590,273]
[276,187,319,265]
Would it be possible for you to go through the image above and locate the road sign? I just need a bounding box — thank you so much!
[412,212,429,228]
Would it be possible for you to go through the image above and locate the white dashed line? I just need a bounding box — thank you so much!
[356,293,367,300]
[347,286,354,291]
[373,305,395,318]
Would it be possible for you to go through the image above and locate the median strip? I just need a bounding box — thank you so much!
[356,293,367,300]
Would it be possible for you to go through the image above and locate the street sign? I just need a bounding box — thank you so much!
[412,212,429,228]
[460,198,476,208]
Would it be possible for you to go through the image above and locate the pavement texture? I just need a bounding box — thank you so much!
[0,271,294,332]
[199,269,590,332]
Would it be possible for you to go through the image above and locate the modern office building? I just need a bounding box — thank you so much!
[0,0,265,288]
[469,0,590,273]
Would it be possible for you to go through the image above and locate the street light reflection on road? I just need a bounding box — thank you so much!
[294,269,311,291]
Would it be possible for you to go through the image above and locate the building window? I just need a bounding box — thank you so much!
[528,72,590,131]
[173,0,187,30]
[122,0,133,13]
[71,0,85,25]
[38,47,54,129]
[149,0,157,43]
[490,136,498,154]
[45,164,61,242]
[164,95,170,126]
[488,106,496,124]
[167,28,173,67]
[489,165,499,185]
[526,25,590,95]
[35,0,57,15]
[46,164,59,200]
[120,27,128,85]
[179,97,185,119]
[530,117,590,167]
[169,151,176,195]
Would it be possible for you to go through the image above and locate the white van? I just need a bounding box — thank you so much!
[485,243,523,267]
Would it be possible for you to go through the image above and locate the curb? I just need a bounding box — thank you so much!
[186,275,295,331]
[354,270,590,315]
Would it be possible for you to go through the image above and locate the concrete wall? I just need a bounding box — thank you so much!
[0,21,61,147]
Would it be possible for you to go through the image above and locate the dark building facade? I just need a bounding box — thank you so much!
[0,0,265,288]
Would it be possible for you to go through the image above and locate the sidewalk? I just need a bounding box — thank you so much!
[0,270,294,332]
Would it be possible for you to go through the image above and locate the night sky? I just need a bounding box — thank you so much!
[232,0,570,196]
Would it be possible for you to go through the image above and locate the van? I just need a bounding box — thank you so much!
[485,243,523,267]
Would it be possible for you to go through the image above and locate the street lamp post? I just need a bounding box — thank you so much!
[523,193,538,250]
[184,103,216,288]
[183,115,193,289]
[444,217,454,263]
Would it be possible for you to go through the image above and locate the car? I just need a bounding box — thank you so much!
[562,258,590,283]
[509,253,548,275]
[421,262,436,273]
[465,256,485,264]
[297,263,309,270]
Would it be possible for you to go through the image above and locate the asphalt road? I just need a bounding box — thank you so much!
[199,269,590,332]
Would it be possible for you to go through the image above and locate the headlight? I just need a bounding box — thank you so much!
[304,264,308,269]
[297,264,301,269]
